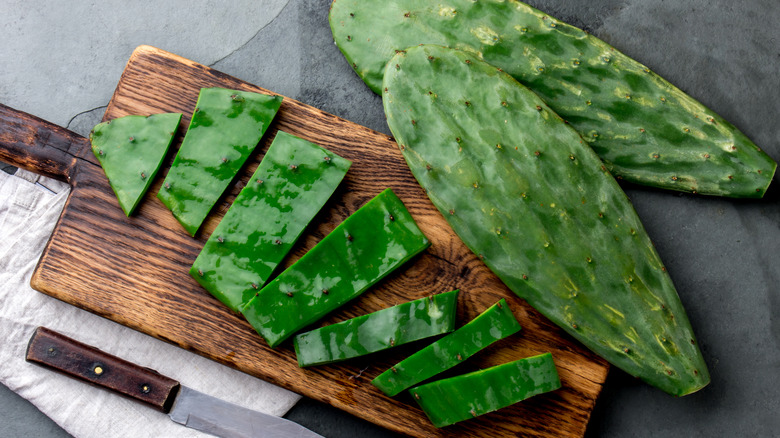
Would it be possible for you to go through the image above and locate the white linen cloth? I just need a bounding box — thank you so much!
[0,168,301,437]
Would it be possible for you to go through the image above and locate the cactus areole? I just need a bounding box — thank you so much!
[410,352,561,428]
[330,0,777,197]
[372,298,522,397]
[241,188,430,348]
[89,113,182,216]
[158,87,283,236]
[294,289,459,367]
[382,45,709,396]
[190,131,351,312]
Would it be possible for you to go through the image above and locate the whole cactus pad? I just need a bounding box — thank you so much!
[383,44,709,396]
[89,113,182,216]
[330,0,777,197]
[158,88,283,236]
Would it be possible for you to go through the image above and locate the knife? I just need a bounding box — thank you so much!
[25,326,323,438]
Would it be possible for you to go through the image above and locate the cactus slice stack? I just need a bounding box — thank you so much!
[241,188,430,348]
[294,289,459,367]
[329,0,777,197]
[372,298,521,397]
[89,113,182,216]
[158,87,283,236]
[190,131,351,313]
[410,352,561,428]
[383,44,710,396]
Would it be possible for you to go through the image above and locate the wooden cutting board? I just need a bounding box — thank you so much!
[0,45,608,437]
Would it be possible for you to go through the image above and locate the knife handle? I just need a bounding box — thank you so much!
[25,326,181,413]
[0,103,86,183]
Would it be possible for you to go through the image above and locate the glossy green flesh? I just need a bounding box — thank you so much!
[158,88,283,236]
[411,352,560,428]
[241,188,430,348]
[383,45,709,396]
[372,298,521,396]
[89,113,181,216]
[330,0,777,197]
[294,289,458,367]
[189,131,351,312]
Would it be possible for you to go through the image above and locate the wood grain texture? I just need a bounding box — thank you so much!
[24,45,608,437]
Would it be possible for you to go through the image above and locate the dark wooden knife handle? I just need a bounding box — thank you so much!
[25,326,180,413]
[0,103,87,183]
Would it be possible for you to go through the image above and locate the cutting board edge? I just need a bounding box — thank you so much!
[24,44,610,438]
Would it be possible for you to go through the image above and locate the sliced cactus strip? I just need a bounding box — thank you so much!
[190,131,351,312]
[241,188,430,348]
[158,88,283,236]
[372,298,520,397]
[89,113,181,216]
[330,0,777,197]
[410,352,560,428]
[294,289,458,367]
[383,45,709,396]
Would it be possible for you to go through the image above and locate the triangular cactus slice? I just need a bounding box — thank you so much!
[158,87,283,236]
[190,131,351,312]
[89,112,182,216]
[383,44,710,396]
[330,0,777,197]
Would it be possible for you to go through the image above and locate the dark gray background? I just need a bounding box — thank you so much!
[1,0,778,436]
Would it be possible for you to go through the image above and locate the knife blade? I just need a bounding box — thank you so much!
[25,326,323,438]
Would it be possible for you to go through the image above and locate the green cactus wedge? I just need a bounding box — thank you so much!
[190,131,351,313]
[294,289,459,367]
[241,188,430,348]
[410,352,561,428]
[89,113,181,216]
[372,298,521,397]
[158,88,283,236]
[383,45,709,396]
[330,0,777,197]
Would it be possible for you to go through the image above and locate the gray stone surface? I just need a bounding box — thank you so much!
[0,0,289,128]
[1,0,778,437]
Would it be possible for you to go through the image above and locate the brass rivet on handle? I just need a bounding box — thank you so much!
[93,364,104,376]
[141,384,151,394]
[47,346,58,357]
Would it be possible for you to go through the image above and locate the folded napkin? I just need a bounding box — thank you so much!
[0,168,301,438]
